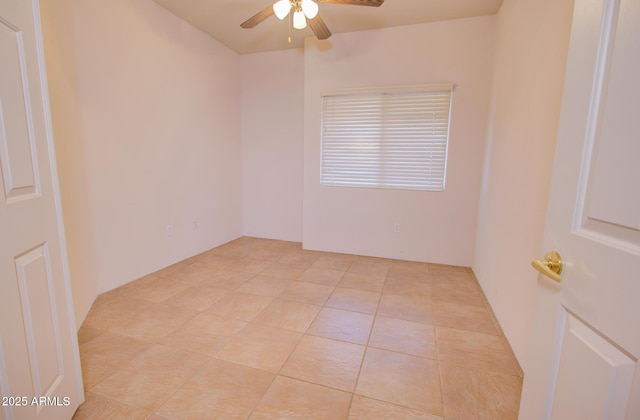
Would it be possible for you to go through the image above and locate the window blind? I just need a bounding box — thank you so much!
[321,85,453,191]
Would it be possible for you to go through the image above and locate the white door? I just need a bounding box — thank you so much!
[0,0,83,419]
[519,0,640,418]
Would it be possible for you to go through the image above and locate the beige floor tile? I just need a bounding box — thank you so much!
[160,389,251,419]
[72,392,150,420]
[108,304,197,341]
[90,289,119,306]
[77,325,105,345]
[416,271,449,285]
[348,395,443,420]
[161,313,247,357]
[206,291,274,321]
[79,361,117,390]
[160,328,232,358]
[338,272,386,293]
[225,257,274,274]
[126,277,191,303]
[433,268,477,282]
[120,344,209,379]
[75,238,523,419]
[235,275,293,297]
[369,316,436,359]
[311,254,356,271]
[170,263,216,285]
[383,274,432,297]
[92,370,185,411]
[189,253,238,271]
[356,348,442,415]
[326,287,380,314]
[278,251,320,268]
[347,260,389,278]
[82,296,152,330]
[260,262,308,280]
[252,299,322,332]
[79,332,152,370]
[440,363,522,420]
[216,323,302,372]
[197,268,254,289]
[156,358,274,420]
[280,335,365,391]
[377,294,433,325]
[164,284,229,311]
[432,301,498,335]
[250,376,351,419]
[179,312,247,337]
[307,307,374,345]
[388,260,431,277]
[279,281,335,305]
[431,280,486,307]
[251,247,290,262]
[133,301,200,319]
[299,267,345,286]
[436,326,519,375]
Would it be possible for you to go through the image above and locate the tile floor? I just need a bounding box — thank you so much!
[74,237,523,419]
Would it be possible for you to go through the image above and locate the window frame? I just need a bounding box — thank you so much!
[320,83,454,192]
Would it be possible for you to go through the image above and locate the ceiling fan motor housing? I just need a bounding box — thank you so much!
[241,0,384,40]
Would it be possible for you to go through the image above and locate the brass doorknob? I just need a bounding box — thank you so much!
[531,250,563,283]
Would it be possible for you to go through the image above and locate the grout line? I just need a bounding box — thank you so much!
[467,268,525,379]
[83,391,154,417]
[245,362,282,418]
[79,239,521,418]
[347,263,390,417]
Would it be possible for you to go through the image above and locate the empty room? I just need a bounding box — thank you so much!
[2,0,638,418]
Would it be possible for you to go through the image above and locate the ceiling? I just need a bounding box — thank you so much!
[152,0,504,54]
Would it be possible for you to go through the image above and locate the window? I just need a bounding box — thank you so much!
[320,83,453,191]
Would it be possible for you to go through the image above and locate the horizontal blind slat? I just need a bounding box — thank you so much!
[321,86,452,191]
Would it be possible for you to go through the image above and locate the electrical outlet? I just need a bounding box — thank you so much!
[166,224,173,236]
[394,223,400,233]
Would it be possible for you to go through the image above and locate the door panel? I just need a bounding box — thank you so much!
[520,0,640,417]
[0,17,39,201]
[576,0,640,249]
[0,0,83,419]
[550,309,635,419]
[14,244,65,401]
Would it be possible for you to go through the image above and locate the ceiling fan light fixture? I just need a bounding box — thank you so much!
[293,10,307,29]
[301,0,319,19]
[273,0,291,20]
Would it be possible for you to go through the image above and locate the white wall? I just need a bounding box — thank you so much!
[40,0,243,325]
[241,49,305,242]
[302,17,495,266]
[473,0,574,363]
[39,1,573,356]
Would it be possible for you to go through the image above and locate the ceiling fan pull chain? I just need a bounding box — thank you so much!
[288,11,292,43]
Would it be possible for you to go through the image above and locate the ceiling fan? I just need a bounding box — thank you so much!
[240,0,384,41]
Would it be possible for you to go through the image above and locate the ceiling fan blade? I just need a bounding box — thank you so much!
[308,15,332,40]
[240,6,274,29]
[317,0,384,6]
